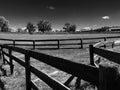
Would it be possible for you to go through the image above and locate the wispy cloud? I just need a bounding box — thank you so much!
[102,16,110,20]
[93,25,97,27]
[47,6,56,10]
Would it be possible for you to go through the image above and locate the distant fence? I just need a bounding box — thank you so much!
[0,36,120,49]
[0,44,99,90]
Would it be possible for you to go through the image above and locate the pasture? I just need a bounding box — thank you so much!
[0,33,120,49]
[0,33,120,90]
[0,33,120,40]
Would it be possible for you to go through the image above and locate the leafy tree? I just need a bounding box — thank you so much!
[0,16,9,32]
[94,26,110,32]
[63,23,71,32]
[69,24,76,32]
[37,20,52,33]
[26,22,36,34]
[63,23,76,32]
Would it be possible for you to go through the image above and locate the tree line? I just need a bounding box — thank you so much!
[0,16,115,34]
[0,16,77,34]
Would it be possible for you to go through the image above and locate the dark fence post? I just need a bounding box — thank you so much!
[0,46,1,60]
[75,77,81,89]
[1,46,5,65]
[99,64,120,90]
[13,40,15,47]
[89,45,94,66]
[9,49,14,75]
[57,40,60,49]
[33,40,35,50]
[104,37,106,48]
[112,42,114,48]
[80,39,83,49]
[104,37,107,41]
[0,45,6,76]
[25,50,31,90]
[64,75,74,86]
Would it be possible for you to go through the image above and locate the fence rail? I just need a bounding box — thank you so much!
[0,44,99,90]
[89,40,119,66]
[1,36,120,90]
[89,39,120,90]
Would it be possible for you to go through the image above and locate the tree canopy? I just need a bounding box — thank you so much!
[63,23,76,32]
[0,16,9,32]
[26,22,36,34]
[37,20,52,33]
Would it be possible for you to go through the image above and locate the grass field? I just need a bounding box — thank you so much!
[0,33,120,90]
[0,33,120,40]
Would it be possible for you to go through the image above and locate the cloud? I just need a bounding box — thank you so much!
[102,16,110,20]
[93,25,97,27]
[22,27,26,30]
[47,6,56,10]
[82,27,91,30]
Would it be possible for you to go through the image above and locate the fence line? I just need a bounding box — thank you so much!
[89,39,120,90]
[0,44,99,90]
[1,36,120,90]
[0,36,120,49]
[89,40,117,66]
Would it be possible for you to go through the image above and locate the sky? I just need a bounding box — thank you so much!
[0,0,120,30]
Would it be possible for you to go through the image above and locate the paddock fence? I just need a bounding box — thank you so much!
[0,44,99,90]
[0,36,120,49]
[0,36,120,90]
[89,39,120,90]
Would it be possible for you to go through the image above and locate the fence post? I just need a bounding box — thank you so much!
[64,75,74,86]
[13,40,15,47]
[104,37,106,48]
[75,77,81,89]
[89,45,95,66]
[112,42,114,48]
[25,50,31,90]
[33,40,35,50]
[9,49,14,75]
[104,37,107,41]
[99,64,120,90]
[57,40,60,49]
[1,46,5,65]
[0,46,1,60]
[80,39,83,49]
[0,45,6,76]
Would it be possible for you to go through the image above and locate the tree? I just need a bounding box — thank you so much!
[69,24,76,32]
[37,20,52,33]
[94,26,110,32]
[63,23,71,32]
[63,23,76,32]
[26,22,36,34]
[0,16,9,32]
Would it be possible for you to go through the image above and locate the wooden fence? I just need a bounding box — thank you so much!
[0,36,120,49]
[1,36,120,90]
[0,44,99,90]
[89,40,120,90]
